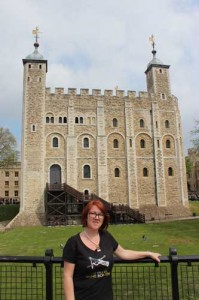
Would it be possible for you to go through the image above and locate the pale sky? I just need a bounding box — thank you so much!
[0,0,199,155]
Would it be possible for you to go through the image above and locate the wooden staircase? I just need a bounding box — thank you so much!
[45,183,145,226]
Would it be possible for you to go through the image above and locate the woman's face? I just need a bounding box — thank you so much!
[86,205,104,230]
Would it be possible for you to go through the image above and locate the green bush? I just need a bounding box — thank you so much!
[0,205,19,222]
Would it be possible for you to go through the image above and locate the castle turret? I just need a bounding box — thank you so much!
[9,27,48,226]
[145,39,170,98]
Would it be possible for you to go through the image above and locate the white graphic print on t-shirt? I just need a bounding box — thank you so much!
[88,256,109,269]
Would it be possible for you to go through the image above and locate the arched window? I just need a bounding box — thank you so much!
[87,117,91,125]
[140,119,144,128]
[113,139,119,148]
[83,165,91,178]
[63,117,67,123]
[114,168,120,177]
[59,117,62,123]
[161,93,166,100]
[83,137,89,148]
[165,120,170,128]
[84,189,89,200]
[166,139,171,148]
[50,117,54,123]
[75,117,79,124]
[168,167,173,176]
[129,139,132,147]
[113,118,118,127]
[52,137,59,148]
[80,117,83,124]
[46,117,50,123]
[140,139,145,148]
[31,124,36,132]
[143,168,148,177]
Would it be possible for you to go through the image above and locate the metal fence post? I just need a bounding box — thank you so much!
[169,248,179,300]
[44,249,54,300]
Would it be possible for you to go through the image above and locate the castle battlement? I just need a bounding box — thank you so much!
[45,87,146,98]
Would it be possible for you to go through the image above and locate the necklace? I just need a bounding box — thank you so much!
[84,231,101,252]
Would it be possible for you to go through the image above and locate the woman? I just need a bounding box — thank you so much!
[63,200,161,300]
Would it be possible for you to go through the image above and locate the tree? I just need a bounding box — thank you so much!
[0,127,19,166]
[185,156,192,176]
[190,120,199,152]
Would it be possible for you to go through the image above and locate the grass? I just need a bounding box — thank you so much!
[0,218,198,257]
[0,201,198,257]
[189,200,199,215]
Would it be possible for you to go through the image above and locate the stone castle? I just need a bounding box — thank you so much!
[8,33,190,227]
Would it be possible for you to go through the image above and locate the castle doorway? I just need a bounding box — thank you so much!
[50,164,61,185]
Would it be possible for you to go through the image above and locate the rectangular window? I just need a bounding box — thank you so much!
[15,181,19,186]
[15,191,19,197]
[5,171,9,177]
[15,172,19,177]
[5,181,9,186]
[5,191,9,197]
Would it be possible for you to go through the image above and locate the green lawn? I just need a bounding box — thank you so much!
[0,218,198,257]
[189,200,199,215]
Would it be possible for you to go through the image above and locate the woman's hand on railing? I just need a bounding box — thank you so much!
[147,251,161,263]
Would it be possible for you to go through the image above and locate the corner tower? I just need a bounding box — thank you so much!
[145,39,171,97]
[9,28,48,227]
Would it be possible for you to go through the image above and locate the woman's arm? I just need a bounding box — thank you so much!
[63,261,76,300]
[114,245,161,263]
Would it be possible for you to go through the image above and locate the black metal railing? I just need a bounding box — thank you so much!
[0,248,198,300]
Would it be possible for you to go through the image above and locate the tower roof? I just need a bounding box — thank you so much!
[26,42,44,60]
[147,49,164,68]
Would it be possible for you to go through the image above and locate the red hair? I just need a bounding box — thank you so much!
[81,200,110,230]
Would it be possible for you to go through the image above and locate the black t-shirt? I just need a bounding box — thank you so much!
[63,230,118,300]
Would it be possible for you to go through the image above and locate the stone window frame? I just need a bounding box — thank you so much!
[75,116,84,124]
[46,114,54,124]
[31,124,36,132]
[113,139,119,149]
[140,119,145,128]
[5,191,9,197]
[112,118,118,127]
[15,172,19,177]
[83,137,90,148]
[84,189,90,200]
[165,120,170,129]
[83,164,92,179]
[143,168,148,177]
[168,167,174,176]
[5,181,9,187]
[5,171,9,177]
[52,137,59,148]
[166,139,171,148]
[161,93,166,100]
[114,167,120,177]
[140,139,146,148]
[14,190,19,197]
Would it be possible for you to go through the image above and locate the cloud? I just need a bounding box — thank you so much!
[0,0,199,154]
